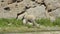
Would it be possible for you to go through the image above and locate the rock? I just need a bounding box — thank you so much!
[17,2,26,13]
[0,2,26,18]
[44,0,60,10]
[49,8,60,18]
[17,0,23,2]
[46,8,60,22]
[0,0,45,19]
[0,7,17,18]
[0,0,16,7]
[0,11,17,18]
[35,0,43,4]
[49,16,56,22]
[26,5,47,19]
[0,0,60,21]
[22,0,39,8]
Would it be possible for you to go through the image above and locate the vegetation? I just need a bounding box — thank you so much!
[0,18,23,27]
[0,18,60,27]
[36,18,53,26]
[0,18,60,32]
[53,17,60,26]
[36,17,60,27]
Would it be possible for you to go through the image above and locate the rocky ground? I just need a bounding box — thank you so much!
[0,0,60,21]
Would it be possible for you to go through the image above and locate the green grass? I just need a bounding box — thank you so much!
[0,18,60,27]
[36,17,60,27]
[36,18,53,26]
[0,18,60,32]
[53,17,60,26]
[0,18,23,27]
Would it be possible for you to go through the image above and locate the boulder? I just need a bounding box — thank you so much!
[49,8,60,18]
[44,0,60,10]
[0,2,26,18]
[26,5,46,19]
[35,0,43,3]
[22,0,39,8]
[46,8,60,22]
[0,0,16,7]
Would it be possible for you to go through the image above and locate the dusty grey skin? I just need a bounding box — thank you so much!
[22,14,40,27]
